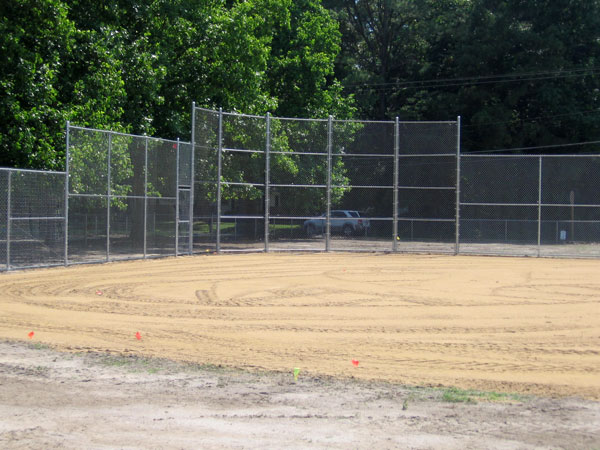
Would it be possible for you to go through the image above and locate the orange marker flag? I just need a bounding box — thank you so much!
[351,359,359,367]
[28,331,34,339]
[135,331,142,340]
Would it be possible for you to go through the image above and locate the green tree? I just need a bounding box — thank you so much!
[267,0,353,119]
[449,0,600,153]
[0,0,73,169]
[324,0,429,119]
[327,0,600,153]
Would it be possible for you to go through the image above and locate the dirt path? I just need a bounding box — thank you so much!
[1,341,599,449]
[0,253,599,400]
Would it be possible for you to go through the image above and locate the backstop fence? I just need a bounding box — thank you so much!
[190,108,460,254]
[1,106,600,271]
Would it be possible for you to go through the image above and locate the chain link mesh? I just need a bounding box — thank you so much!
[459,155,600,257]
[397,122,458,253]
[269,117,328,250]
[192,108,219,252]
[67,127,180,263]
[0,170,7,270]
[6,169,65,268]
[540,156,600,257]
[460,156,539,255]
[219,112,266,251]
[330,120,394,251]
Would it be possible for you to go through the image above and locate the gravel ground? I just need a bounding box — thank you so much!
[1,341,599,449]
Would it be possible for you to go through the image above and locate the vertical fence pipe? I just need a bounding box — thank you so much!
[144,137,148,258]
[264,113,271,252]
[64,121,70,266]
[393,117,399,252]
[189,102,196,255]
[107,133,112,261]
[175,138,180,256]
[537,156,542,257]
[216,108,223,253]
[455,116,461,255]
[326,116,333,252]
[6,171,11,270]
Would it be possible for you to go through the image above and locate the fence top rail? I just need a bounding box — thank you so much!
[397,153,457,158]
[462,217,600,223]
[273,115,329,122]
[462,153,600,158]
[398,120,458,124]
[334,119,457,124]
[193,105,221,113]
[68,125,189,145]
[195,108,329,122]
[0,167,66,175]
[223,147,265,154]
[221,110,265,120]
[192,105,458,125]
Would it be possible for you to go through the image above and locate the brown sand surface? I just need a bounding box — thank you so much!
[1,253,599,399]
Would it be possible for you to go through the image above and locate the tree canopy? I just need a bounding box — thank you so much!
[0,0,352,170]
[327,0,600,153]
[1,0,599,171]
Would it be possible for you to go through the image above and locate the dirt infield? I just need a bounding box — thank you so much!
[1,253,599,399]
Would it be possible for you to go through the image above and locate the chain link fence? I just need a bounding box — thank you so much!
[0,168,66,269]
[268,116,329,251]
[459,154,600,257]
[3,107,600,272]
[330,120,394,251]
[67,126,179,264]
[190,108,219,253]
[192,108,460,253]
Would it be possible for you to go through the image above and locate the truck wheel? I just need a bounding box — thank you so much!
[343,224,353,237]
[306,224,316,237]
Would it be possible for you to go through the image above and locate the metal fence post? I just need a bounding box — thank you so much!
[144,137,148,259]
[107,133,112,261]
[175,138,180,256]
[64,121,70,266]
[326,115,333,252]
[189,102,196,255]
[537,155,542,257]
[6,170,11,270]
[265,113,271,252]
[393,117,399,252]
[216,107,223,254]
[455,116,461,255]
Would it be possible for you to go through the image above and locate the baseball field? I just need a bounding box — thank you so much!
[1,252,599,447]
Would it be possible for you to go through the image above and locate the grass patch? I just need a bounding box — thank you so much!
[98,356,133,368]
[29,342,51,351]
[442,387,478,404]
[93,353,234,376]
[441,387,526,404]
[97,356,164,374]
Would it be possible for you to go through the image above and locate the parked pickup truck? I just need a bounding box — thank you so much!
[303,210,370,237]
